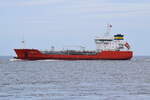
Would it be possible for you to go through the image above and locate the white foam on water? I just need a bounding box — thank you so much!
[39,59,60,62]
[9,58,22,62]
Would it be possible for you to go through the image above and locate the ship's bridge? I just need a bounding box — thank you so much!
[94,25,129,51]
[94,36,115,51]
[95,37,113,43]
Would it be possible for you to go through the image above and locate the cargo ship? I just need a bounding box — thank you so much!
[14,25,133,60]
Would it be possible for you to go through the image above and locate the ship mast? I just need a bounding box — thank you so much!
[21,34,26,49]
[104,24,112,36]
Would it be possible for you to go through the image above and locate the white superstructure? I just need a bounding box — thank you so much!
[95,24,130,51]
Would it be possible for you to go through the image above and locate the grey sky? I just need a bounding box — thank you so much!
[0,0,150,56]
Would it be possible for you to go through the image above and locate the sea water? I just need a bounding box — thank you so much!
[0,56,150,100]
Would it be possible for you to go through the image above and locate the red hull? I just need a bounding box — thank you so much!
[14,49,133,60]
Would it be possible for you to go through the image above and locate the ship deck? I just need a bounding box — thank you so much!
[41,50,97,55]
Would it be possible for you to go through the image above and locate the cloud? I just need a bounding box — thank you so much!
[1,0,150,22]
[16,1,150,24]
[107,0,150,3]
[0,0,66,7]
[51,2,150,18]
[62,1,150,13]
